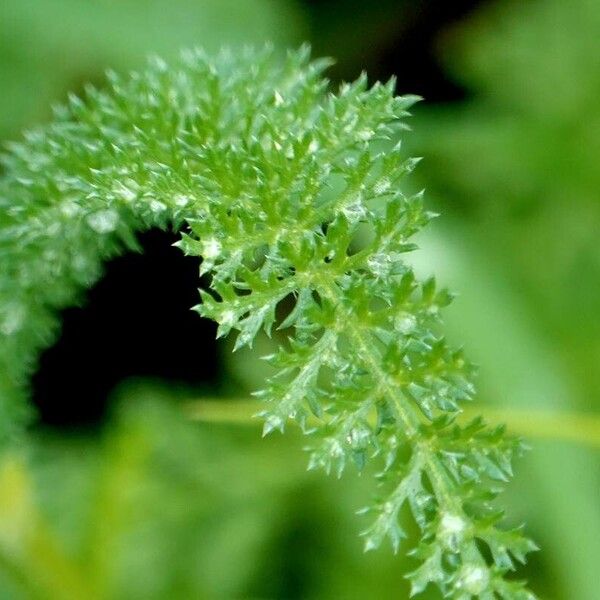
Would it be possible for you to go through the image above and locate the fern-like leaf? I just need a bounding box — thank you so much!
[0,46,536,597]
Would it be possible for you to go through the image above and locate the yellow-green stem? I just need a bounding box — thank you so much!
[184,398,600,449]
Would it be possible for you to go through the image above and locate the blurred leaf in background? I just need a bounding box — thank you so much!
[413,0,600,403]
[0,386,418,599]
[406,0,600,598]
[0,0,306,138]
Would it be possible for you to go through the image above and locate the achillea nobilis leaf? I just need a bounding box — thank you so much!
[0,46,536,598]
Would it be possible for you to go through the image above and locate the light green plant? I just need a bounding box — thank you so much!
[0,47,536,598]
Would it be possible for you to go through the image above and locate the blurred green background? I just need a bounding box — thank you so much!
[1,0,599,598]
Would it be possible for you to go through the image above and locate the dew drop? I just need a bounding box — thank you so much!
[203,238,221,260]
[1,305,25,336]
[220,309,236,327]
[113,182,137,203]
[458,565,489,594]
[60,199,81,217]
[149,199,167,213]
[374,178,391,195]
[395,313,416,334]
[174,194,190,207]
[440,513,466,536]
[357,129,374,141]
[86,209,119,234]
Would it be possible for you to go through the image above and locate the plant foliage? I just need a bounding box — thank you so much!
[0,47,536,597]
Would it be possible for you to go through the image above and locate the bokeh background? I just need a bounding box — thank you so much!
[1,0,599,598]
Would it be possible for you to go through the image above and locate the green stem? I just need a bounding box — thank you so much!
[184,398,600,449]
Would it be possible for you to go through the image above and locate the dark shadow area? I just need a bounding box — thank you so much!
[304,0,488,102]
[31,228,219,430]
[373,0,487,102]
